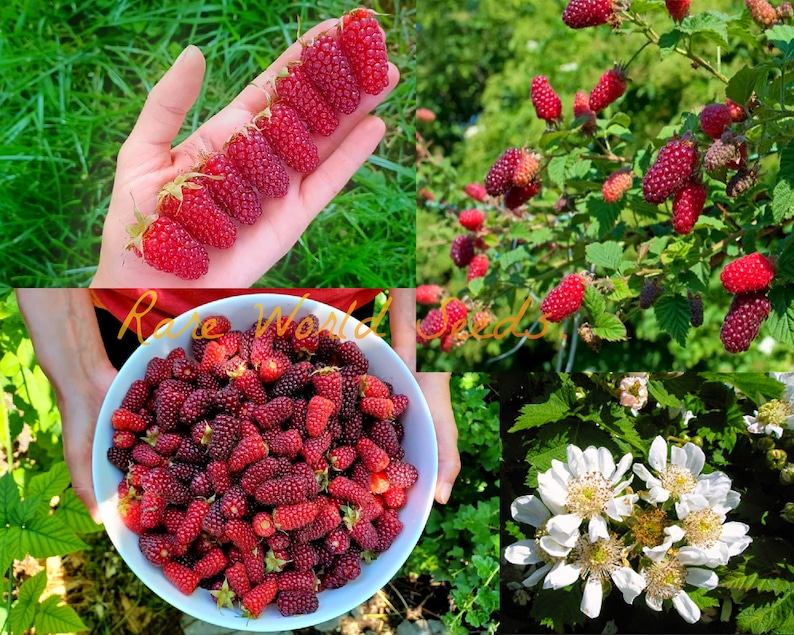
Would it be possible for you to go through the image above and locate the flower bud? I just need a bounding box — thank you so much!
[780,464,794,486]
[781,502,794,524]
[756,437,776,453]
[767,449,788,471]
[689,436,704,448]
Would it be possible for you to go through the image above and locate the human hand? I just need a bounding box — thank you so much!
[416,373,460,504]
[92,18,399,287]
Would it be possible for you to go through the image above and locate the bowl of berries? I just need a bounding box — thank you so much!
[92,293,437,630]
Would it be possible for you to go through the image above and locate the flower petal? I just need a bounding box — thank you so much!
[648,486,671,504]
[611,566,646,604]
[582,446,601,474]
[598,447,616,479]
[677,546,710,566]
[682,442,705,476]
[539,535,573,558]
[670,444,687,468]
[511,495,551,527]
[505,540,543,565]
[648,436,668,472]
[645,591,663,611]
[687,567,718,590]
[606,494,636,520]
[567,445,586,477]
[588,514,609,542]
[672,591,701,624]
[546,513,582,546]
[537,471,568,516]
[632,463,661,488]
[543,562,582,590]
[581,578,603,619]
[523,563,551,588]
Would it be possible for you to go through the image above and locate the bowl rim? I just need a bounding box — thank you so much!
[92,292,438,631]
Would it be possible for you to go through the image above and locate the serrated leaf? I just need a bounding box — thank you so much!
[609,278,633,302]
[647,380,683,409]
[18,516,88,559]
[509,394,570,432]
[777,240,794,281]
[9,570,46,635]
[567,159,592,181]
[0,526,24,573]
[583,284,605,319]
[585,241,623,270]
[499,246,529,269]
[546,156,567,189]
[679,12,730,48]
[722,571,794,594]
[773,141,794,223]
[55,489,103,534]
[653,294,691,347]
[737,590,794,635]
[33,595,88,633]
[700,372,784,401]
[726,66,764,104]
[468,277,484,297]
[768,24,794,59]
[592,313,627,341]
[27,462,71,515]
[586,198,621,238]
[0,472,21,525]
[767,286,794,348]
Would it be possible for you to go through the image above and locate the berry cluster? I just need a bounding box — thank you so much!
[416,298,471,353]
[719,253,776,353]
[126,9,391,280]
[108,314,416,618]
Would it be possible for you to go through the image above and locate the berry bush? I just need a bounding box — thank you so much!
[417,0,794,370]
[501,372,794,634]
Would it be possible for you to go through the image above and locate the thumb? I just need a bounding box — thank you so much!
[122,45,206,164]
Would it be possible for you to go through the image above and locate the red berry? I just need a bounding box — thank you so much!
[416,309,444,344]
[275,64,339,136]
[273,501,319,531]
[383,486,407,509]
[221,485,249,519]
[467,254,489,282]
[255,103,319,174]
[139,532,175,566]
[602,168,633,203]
[121,380,150,412]
[485,148,523,196]
[720,253,776,293]
[306,395,335,437]
[443,298,469,335]
[225,561,251,598]
[357,438,391,473]
[311,369,343,414]
[228,434,268,473]
[720,291,772,353]
[746,0,777,27]
[164,561,200,595]
[672,182,708,235]
[328,476,372,507]
[573,91,597,134]
[242,580,278,618]
[276,589,319,616]
[301,33,361,115]
[450,235,476,268]
[416,284,443,305]
[269,429,303,458]
[642,136,699,204]
[255,475,310,506]
[194,548,227,579]
[562,0,616,28]
[541,274,586,322]
[726,98,747,123]
[699,104,733,140]
[111,408,147,432]
[360,397,394,420]
[157,176,237,249]
[464,182,488,202]
[665,0,690,21]
[504,181,541,209]
[339,9,390,95]
[589,66,627,113]
[118,498,143,534]
[531,76,562,123]
[514,151,543,188]
[197,152,261,226]
[458,209,485,232]
[253,397,294,430]
[125,212,209,280]
[226,126,289,198]
[385,461,418,489]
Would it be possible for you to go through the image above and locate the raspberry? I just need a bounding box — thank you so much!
[179,389,215,424]
[563,0,616,28]
[118,498,142,534]
[464,182,488,202]
[746,0,777,27]
[672,181,708,235]
[369,420,402,459]
[467,254,489,282]
[256,475,310,506]
[375,509,403,552]
[514,151,542,187]
[207,461,232,495]
[484,148,523,196]
[311,368,343,414]
[194,548,227,579]
[163,561,201,595]
[141,467,189,504]
[450,235,476,268]
[573,91,597,135]
[253,397,295,430]
[172,357,198,383]
[140,533,175,566]
[727,168,758,198]
[306,395,335,437]
[602,168,633,203]
[228,434,268,473]
[356,438,390,473]
[688,290,704,327]
[275,64,338,136]
[339,9,390,95]
[290,543,319,572]
[221,485,249,519]
[458,209,485,232]
[700,104,733,140]
[541,274,586,322]
[416,309,444,344]
[328,476,372,508]
[726,98,747,123]
[720,291,771,353]
[504,181,541,209]
[111,408,147,433]
[233,369,268,405]
[226,126,289,199]
[224,518,259,553]
[589,66,627,113]
[360,397,395,421]
[442,299,469,335]
[277,571,317,593]
[531,76,562,123]
[176,498,209,544]
[157,176,237,249]
[335,341,368,376]
[145,357,172,386]
[277,590,319,616]
[350,520,379,550]
[121,380,150,412]
[665,0,690,21]
[642,136,699,204]
[273,502,319,531]
[720,253,776,293]
[639,279,662,310]
[224,561,251,599]
[125,211,209,281]
[385,461,418,488]
[269,429,303,458]
[242,580,278,618]
[383,486,407,509]
[132,443,166,468]
[301,431,332,465]
[332,552,362,581]
[416,285,443,305]
[301,33,360,115]
[199,152,262,225]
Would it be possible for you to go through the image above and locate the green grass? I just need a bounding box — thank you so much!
[0,0,415,288]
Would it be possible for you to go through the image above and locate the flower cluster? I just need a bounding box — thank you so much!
[744,373,794,439]
[505,438,751,624]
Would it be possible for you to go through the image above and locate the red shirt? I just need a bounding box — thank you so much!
[91,289,382,340]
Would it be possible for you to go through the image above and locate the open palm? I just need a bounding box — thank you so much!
[92,18,399,288]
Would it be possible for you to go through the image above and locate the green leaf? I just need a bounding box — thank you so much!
[585,241,623,270]
[767,286,794,348]
[33,595,88,633]
[55,489,103,534]
[546,156,567,189]
[27,462,71,515]
[583,284,605,319]
[468,277,484,297]
[653,293,691,347]
[778,239,794,281]
[726,65,763,104]
[737,590,794,635]
[767,24,794,59]
[679,12,730,48]
[609,278,633,302]
[592,313,627,342]
[772,141,794,223]
[647,379,683,409]
[18,516,88,559]
[586,198,621,239]
[0,526,24,573]
[700,372,784,401]
[509,394,570,432]
[0,472,21,526]
[722,571,794,594]
[567,159,592,181]
[10,570,46,635]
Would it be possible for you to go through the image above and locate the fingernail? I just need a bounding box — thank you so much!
[438,483,452,505]
[174,45,193,64]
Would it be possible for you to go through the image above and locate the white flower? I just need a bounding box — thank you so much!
[633,436,706,504]
[619,375,649,415]
[641,548,718,624]
[543,533,646,619]
[744,399,794,438]
[537,444,636,543]
[504,495,579,588]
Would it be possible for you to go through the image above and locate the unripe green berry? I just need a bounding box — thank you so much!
[766,448,788,471]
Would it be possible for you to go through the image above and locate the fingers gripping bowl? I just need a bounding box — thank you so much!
[92,293,437,630]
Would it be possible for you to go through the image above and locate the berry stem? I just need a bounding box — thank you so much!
[623,40,652,71]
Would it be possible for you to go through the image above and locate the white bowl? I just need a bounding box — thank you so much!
[92,293,438,631]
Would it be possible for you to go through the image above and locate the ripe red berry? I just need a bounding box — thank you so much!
[720,253,776,294]
[450,235,476,268]
[277,589,319,616]
[416,284,443,305]
[255,103,319,174]
[194,548,228,579]
[720,291,772,353]
[562,0,616,29]
[485,148,523,196]
[242,580,278,618]
[357,438,391,473]
[228,434,269,473]
[464,182,488,202]
[672,181,708,235]
[531,76,563,123]
[746,0,777,27]
[641,136,699,204]
[416,309,445,344]
[665,0,690,21]
[163,561,200,595]
[504,181,541,210]
[699,104,733,140]
[573,91,597,135]
[458,209,485,232]
[200,152,262,225]
[360,397,395,420]
[306,395,335,437]
[541,274,586,322]
[602,168,633,203]
[443,299,469,334]
[339,9,390,95]
[125,211,209,281]
[273,501,319,531]
[226,126,289,199]
[514,151,542,187]
[726,98,747,123]
[275,64,339,136]
[112,408,147,433]
[301,33,361,115]
[467,254,489,282]
[589,66,627,113]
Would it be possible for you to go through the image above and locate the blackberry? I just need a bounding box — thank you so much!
[720,291,771,353]
[336,340,368,376]
[107,446,131,472]
[449,235,476,268]
[688,290,704,327]
[270,362,313,397]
